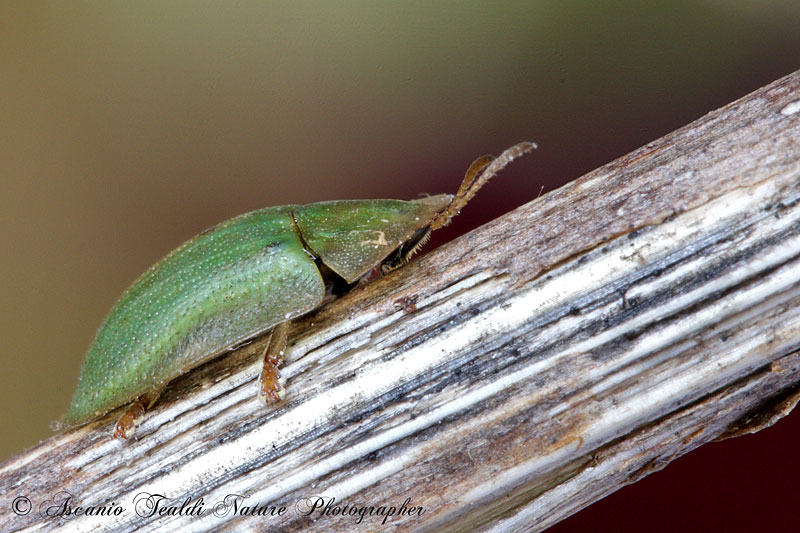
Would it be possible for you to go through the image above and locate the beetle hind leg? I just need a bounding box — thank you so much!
[260,321,290,403]
[113,391,160,440]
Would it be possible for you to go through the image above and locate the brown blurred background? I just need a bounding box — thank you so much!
[2,2,799,531]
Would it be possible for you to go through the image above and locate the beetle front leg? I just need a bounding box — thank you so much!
[113,391,160,440]
[260,320,290,403]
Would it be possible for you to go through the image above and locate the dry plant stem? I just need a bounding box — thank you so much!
[2,70,800,532]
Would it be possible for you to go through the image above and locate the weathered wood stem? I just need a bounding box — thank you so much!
[3,70,800,532]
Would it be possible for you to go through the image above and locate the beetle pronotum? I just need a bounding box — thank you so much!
[61,142,536,438]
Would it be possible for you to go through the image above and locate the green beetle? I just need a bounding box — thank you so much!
[62,142,535,438]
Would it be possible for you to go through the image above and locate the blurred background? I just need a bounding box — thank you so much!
[2,2,799,530]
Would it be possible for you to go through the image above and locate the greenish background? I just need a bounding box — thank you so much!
[1,2,798,531]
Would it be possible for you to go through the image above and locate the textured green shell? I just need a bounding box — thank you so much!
[63,196,450,427]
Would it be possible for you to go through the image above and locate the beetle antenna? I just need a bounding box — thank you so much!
[453,154,494,201]
[430,141,537,230]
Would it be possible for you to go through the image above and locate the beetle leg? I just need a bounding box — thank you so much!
[113,391,160,440]
[260,320,290,403]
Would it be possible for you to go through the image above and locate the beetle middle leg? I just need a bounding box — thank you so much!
[260,321,290,403]
[113,391,161,440]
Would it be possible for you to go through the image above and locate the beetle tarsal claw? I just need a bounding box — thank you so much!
[113,396,150,440]
[113,414,136,440]
[259,367,286,404]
